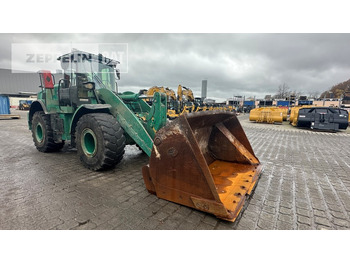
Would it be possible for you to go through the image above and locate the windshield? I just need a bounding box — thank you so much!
[77,59,116,91]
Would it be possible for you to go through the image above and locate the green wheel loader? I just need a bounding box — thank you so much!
[28,50,262,222]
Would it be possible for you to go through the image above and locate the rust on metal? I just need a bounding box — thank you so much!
[214,122,259,165]
[142,111,262,222]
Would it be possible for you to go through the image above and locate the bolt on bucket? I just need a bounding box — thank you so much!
[142,111,263,222]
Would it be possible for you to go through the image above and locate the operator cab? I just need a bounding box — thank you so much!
[57,50,120,108]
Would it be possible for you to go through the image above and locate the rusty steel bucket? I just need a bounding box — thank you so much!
[142,111,262,222]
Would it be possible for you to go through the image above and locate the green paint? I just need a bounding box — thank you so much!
[36,123,43,142]
[28,51,168,157]
[81,128,97,156]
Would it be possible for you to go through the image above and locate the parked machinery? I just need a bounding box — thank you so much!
[289,105,313,126]
[334,108,350,129]
[167,85,195,119]
[165,88,181,119]
[146,86,176,102]
[141,86,171,104]
[28,50,262,222]
[227,105,236,112]
[177,84,194,103]
[19,100,33,110]
[292,106,349,131]
[279,107,288,121]
[249,107,284,124]
[336,108,350,123]
[139,86,181,120]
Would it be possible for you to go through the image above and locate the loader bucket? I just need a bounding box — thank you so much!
[249,107,283,124]
[142,111,262,222]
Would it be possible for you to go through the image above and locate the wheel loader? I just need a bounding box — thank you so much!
[28,50,262,222]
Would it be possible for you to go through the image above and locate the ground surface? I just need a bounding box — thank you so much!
[1,110,350,230]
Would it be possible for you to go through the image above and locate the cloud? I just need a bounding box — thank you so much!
[1,33,350,99]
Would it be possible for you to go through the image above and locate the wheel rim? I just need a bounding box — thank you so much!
[36,123,44,142]
[81,128,97,157]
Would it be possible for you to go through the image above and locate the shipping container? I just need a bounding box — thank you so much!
[276,100,290,106]
[243,101,255,106]
[259,100,273,107]
[298,100,313,106]
[0,95,11,115]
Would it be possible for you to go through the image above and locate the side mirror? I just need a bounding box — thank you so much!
[83,82,95,90]
[116,69,121,80]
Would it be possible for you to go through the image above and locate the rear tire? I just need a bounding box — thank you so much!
[76,113,126,171]
[32,111,65,152]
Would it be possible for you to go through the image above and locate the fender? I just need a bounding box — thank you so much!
[69,104,112,145]
[28,100,48,130]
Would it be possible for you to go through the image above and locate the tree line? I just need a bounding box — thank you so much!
[272,79,350,100]
[272,83,319,100]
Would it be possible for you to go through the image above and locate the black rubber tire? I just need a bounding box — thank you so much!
[31,111,65,152]
[76,113,126,171]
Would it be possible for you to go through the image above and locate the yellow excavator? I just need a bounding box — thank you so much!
[142,86,181,119]
[146,86,168,101]
[177,84,194,102]
[193,97,206,112]
[162,87,181,119]
[164,87,176,101]
[146,86,176,102]
[168,85,195,118]
[178,84,195,114]
[227,105,236,112]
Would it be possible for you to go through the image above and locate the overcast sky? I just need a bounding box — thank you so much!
[1,33,350,101]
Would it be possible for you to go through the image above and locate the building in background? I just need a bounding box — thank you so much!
[201,80,207,101]
[204,98,215,104]
[0,68,62,108]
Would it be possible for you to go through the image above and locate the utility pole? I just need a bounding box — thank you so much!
[288,95,290,107]
[254,96,256,108]
[323,91,327,106]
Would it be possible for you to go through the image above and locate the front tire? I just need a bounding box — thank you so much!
[32,111,65,152]
[76,113,126,171]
